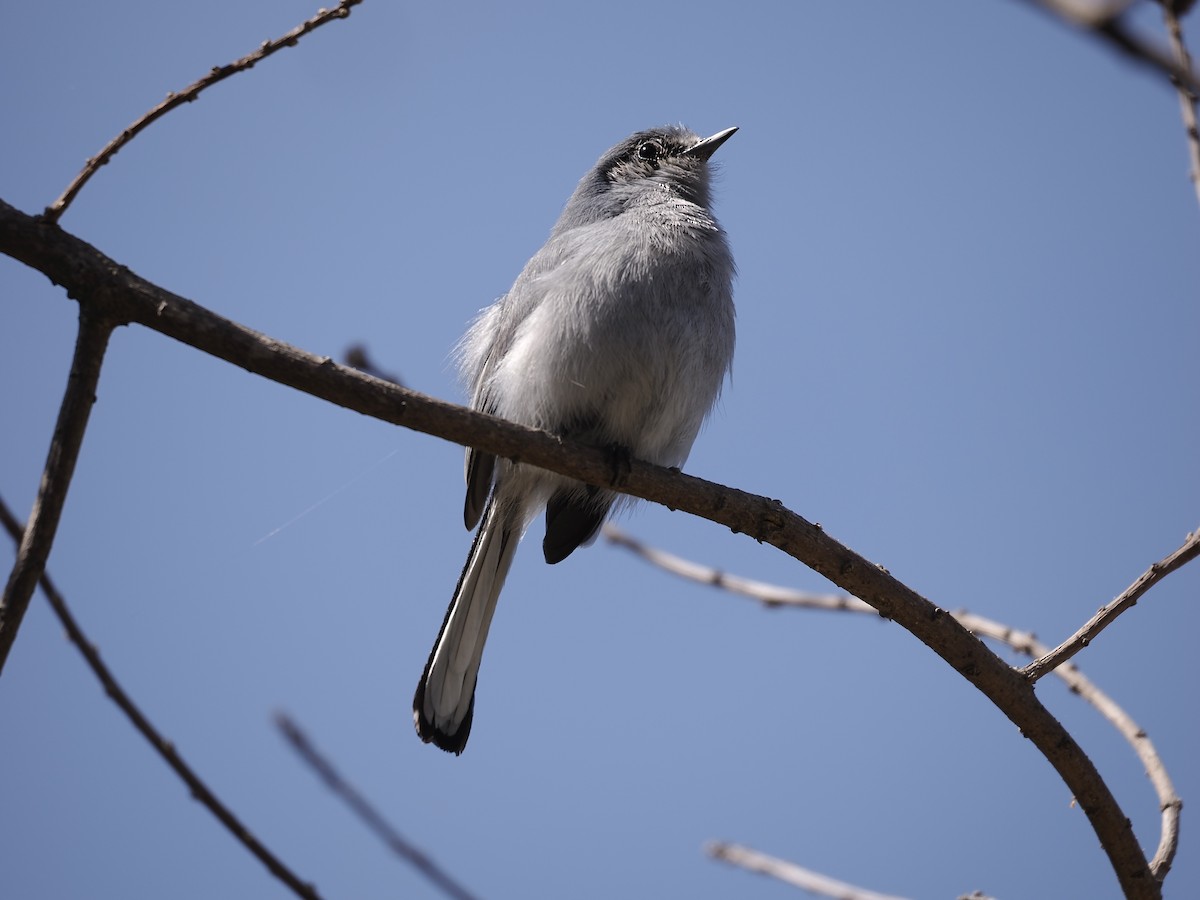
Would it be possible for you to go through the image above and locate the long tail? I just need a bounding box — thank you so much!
[413,499,520,754]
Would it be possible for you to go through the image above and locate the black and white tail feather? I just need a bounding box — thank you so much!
[413,498,519,753]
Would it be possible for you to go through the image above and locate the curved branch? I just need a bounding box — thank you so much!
[0,196,1160,899]
[605,525,1182,885]
[43,0,363,224]
[0,306,112,675]
[960,612,1181,882]
[0,497,324,900]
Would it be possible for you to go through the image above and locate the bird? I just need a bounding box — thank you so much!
[413,125,738,753]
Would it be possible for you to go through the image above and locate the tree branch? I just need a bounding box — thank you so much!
[961,611,1181,882]
[0,306,112,676]
[707,842,912,900]
[1022,527,1200,682]
[0,196,1160,898]
[1016,0,1200,94]
[605,524,1182,886]
[275,713,480,900]
[43,0,363,224]
[1160,0,1200,208]
[603,524,878,614]
[0,496,323,900]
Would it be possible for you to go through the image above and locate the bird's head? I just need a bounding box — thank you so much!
[559,125,737,226]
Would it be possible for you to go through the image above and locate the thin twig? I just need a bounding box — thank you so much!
[0,198,1161,899]
[275,713,481,900]
[605,524,1182,885]
[0,307,112,676]
[707,842,911,900]
[1023,528,1200,682]
[1017,0,1200,94]
[1161,0,1200,209]
[603,524,877,614]
[42,0,363,224]
[0,496,323,900]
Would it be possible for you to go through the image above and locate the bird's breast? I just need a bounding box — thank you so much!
[488,210,734,466]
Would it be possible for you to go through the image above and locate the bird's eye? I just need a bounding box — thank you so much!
[636,140,664,162]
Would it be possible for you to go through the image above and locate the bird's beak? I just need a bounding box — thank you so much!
[683,126,738,161]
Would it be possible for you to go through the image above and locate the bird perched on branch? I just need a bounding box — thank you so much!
[414,125,738,753]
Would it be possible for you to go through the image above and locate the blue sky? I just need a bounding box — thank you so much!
[2,2,1197,898]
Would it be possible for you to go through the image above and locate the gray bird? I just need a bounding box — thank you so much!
[413,125,738,753]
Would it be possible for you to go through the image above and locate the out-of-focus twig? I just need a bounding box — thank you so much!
[1160,0,1200,208]
[605,523,1182,884]
[43,0,363,224]
[274,713,481,900]
[345,343,405,388]
[0,308,112,676]
[1022,527,1200,682]
[707,842,911,900]
[0,495,323,900]
[1017,0,1200,93]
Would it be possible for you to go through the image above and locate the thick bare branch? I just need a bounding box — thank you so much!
[1023,528,1200,682]
[275,713,480,900]
[0,308,112,676]
[43,0,363,224]
[0,197,1160,898]
[0,496,323,900]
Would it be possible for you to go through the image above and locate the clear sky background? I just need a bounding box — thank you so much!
[2,2,1197,899]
